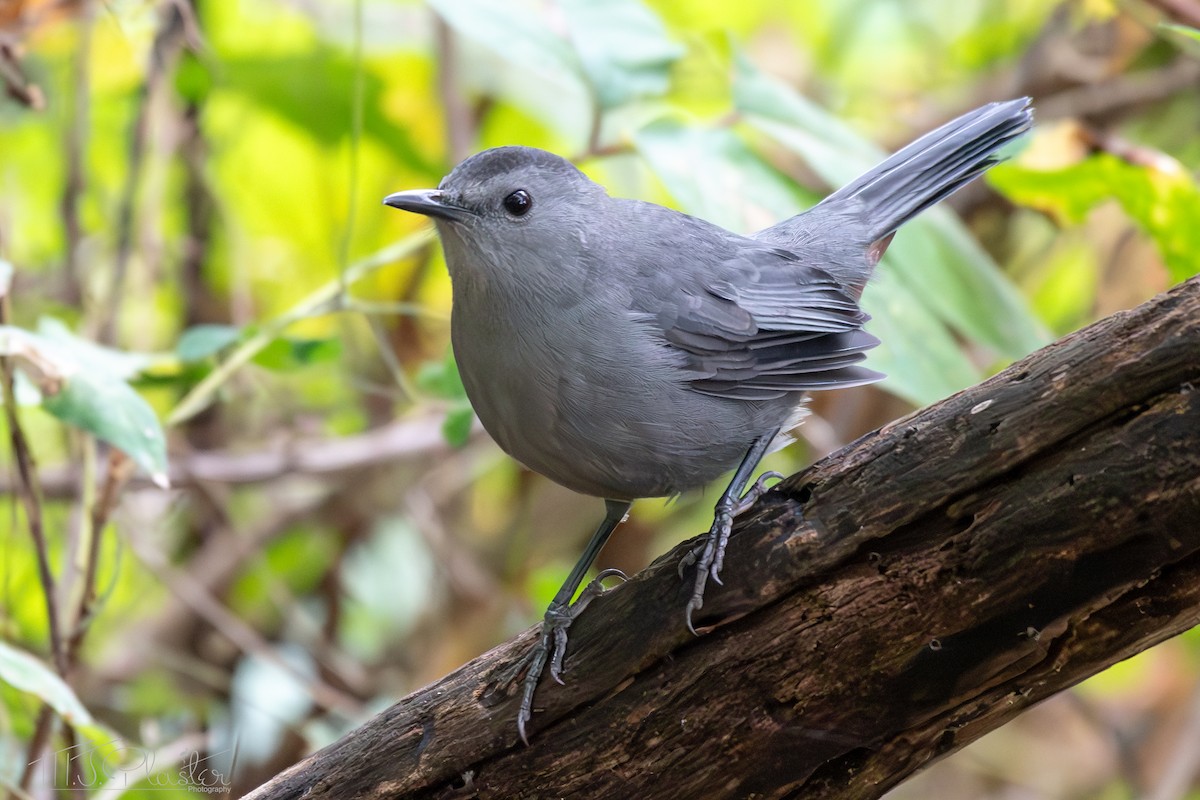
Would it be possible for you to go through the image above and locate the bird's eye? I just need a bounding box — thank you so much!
[503,190,532,217]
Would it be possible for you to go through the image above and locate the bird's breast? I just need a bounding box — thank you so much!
[449,290,783,500]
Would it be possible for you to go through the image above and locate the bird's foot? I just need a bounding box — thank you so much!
[680,471,783,634]
[511,568,627,744]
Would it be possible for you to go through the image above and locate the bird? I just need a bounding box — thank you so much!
[383,97,1034,742]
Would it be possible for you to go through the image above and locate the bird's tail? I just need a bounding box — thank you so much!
[819,97,1033,242]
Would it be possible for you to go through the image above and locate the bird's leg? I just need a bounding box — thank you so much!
[681,430,781,634]
[511,499,630,744]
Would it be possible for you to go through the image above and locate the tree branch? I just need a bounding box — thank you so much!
[247,275,1200,800]
[0,410,457,497]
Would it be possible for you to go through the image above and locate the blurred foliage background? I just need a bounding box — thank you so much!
[0,0,1198,796]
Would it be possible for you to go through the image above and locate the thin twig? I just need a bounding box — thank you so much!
[59,0,94,306]
[0,41,44,109]
[96,1,187,344]
[17,706,55,793]
[0,409,458,497]
[65,450,134,666]
[179,100,219,327]
[1145,0,1200,28]
[337,0,365,292]
[123,522,364,717]
[166,229,435,426]
[60,726,85,800]
[2,281,72,798]
[1036,58,1200,122]
[0,298,65,678]
[364,313,418,404]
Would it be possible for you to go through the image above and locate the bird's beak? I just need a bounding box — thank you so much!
[382,189,474,222]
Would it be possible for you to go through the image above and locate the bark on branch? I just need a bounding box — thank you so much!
[248,276,1200,800]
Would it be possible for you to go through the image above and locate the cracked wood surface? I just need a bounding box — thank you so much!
[247,275,1200,800]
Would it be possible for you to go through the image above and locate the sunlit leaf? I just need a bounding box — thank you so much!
[220,50,436,172]
[174,50,214,105]
[990,153,1200,283]
[560,0,683,109]
[1027,237,1099,336]
[1161,23,1200,47]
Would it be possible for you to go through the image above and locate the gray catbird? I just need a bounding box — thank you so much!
[384,97,1033,741]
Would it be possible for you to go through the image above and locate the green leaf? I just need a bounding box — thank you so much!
[1027,237,1099,336]
[42,368,169,487]
[36,317,156,380]
[425,0,592,139]
[251,336,342,371]
[220,49,437,172]
[860,267,983,405]
[560,0,684,109]
[0,326,169,486]
[174,50,214,105]
[176,324,243,362]
[0,640,103,737]
[290,337,342,366]
[415,351,467,401]
[441,405,475,447]
[166,231,436,426]
[427,0,579,83]
[415,352,473,446]
[989,153,1200,283]
[634,120,814,233]
[732,53,882,183]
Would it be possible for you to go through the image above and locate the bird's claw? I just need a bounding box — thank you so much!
[738,471,784,514]
[677,543,701,578]
[680,470,783,634]
[513,568,628,744]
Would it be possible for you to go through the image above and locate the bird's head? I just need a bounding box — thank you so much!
[384,146,608,287]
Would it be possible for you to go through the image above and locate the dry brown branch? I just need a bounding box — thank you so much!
[246,275,1199,799]
[96,0,189,344]
[1035,57,1200,121]
[0,411,458,498]
[1,278,67,792]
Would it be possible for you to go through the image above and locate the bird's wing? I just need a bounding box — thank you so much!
[636,247,884,401]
